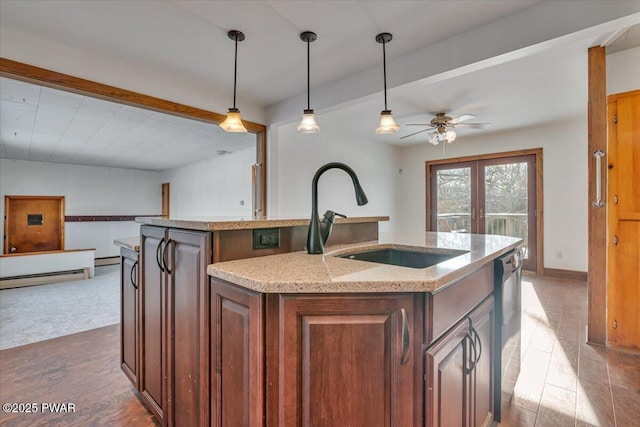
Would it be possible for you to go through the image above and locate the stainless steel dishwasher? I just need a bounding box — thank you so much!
[493,248,522,422]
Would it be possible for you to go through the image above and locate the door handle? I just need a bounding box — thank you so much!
[9,246,17,253]
[471,208,476,220]
[593,149,605,208]
[130,260,138,289]
[156,238,165,272]
[464,330,477,375]
[479,208,485,219]
[471,324,482,367]
[400,308,410,365]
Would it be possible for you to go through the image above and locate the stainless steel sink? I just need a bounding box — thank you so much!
[338,248,467,269]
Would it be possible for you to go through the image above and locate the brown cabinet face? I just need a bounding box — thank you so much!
[140,226,168,424]
[120,248,139,389]
[210,278,264,427]
[425,296,495,427]
[270,293,419,427]
[166,229,211,427]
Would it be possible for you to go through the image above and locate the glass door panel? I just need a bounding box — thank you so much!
[431,163,476,233]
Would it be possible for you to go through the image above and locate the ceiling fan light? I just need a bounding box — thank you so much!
[375,110,399,134]
[445,129,456,143]
[428,131,440,145]
[219,108,247,132]
[297,109,320,134]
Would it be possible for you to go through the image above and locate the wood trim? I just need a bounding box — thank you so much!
[425,148,543,275]
[587,46,607,346]
[64,215,160,222]
[543,268,588,282]
[0,57,268,216]
[161,183,170,218]
[607,89,640,102]
[0,248,95,258]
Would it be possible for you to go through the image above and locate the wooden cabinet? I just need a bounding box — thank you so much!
[210,278,264,426]
[267,293,422,427]
[139,225,212,427]
[140,226,168,424]
[120,247,139,389]
[425,296,494,427]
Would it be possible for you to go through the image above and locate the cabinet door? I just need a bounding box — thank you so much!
[210,278,264,426]
[120,247,139,388]
[469,297,495,427]
[425,319,472,427]
[270,293,419,427]
[140,225,168,425]
[165,229,211,427]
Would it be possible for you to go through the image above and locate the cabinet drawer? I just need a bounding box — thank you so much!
[426,263,494,345]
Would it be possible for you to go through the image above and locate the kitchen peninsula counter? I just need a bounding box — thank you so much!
[207,231,522,293]
[135,215,388,231]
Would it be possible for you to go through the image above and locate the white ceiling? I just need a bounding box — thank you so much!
[0,1,638,170]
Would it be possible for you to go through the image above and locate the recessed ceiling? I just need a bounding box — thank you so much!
[0,77,255,171]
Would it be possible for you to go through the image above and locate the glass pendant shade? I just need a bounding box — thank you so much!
[428,131,440,145]
[297,109,320,133]
[445,129,457,143]
[375,110,400,134]
[219,108,247,132]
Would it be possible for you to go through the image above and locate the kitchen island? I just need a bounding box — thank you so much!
[207,232,521,426]
[124,215,388,426]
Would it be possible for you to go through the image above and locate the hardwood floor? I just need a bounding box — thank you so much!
[0,325,157,427]
[0,275,637,426]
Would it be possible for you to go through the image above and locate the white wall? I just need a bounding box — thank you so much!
[268,104,398,231]
[395,116,588,272]
[607,46,640,95]
[0,159,161,257]
[162,148,254,217]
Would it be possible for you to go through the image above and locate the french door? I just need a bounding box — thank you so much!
[427,152,539,272]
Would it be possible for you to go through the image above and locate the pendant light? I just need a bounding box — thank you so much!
[220,30,248,133]
[297,31,320,134]
[375,32,399,134]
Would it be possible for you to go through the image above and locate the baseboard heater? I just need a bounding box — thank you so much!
[0,269,89,289]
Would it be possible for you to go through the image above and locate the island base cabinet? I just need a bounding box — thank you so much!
[120,247,139,389]
[140,225,212,427]
[210,278,265,426]
[267,293,422,427]
[425,296,494,427]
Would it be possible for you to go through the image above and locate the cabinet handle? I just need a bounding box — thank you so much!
[163,239,173,274]
[400,308,410,365]
[156,238,165,272]
[471,324,482,367]
[465,330,477,375]
[130,260,138,289]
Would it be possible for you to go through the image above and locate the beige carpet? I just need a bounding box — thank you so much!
[0,265,120,350]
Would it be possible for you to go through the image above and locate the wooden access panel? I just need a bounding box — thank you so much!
[607,89,640,351]
[4,196,65,254]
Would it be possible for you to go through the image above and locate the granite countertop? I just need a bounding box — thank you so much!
[135,215,389,231]
[114,236,140,252]
[207,232,522,294]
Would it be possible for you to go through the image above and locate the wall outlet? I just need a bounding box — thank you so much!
[555,250,563,259]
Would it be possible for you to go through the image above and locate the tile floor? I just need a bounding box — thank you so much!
[503,275,640,427]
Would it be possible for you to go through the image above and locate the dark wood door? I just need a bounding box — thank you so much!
[210,278,264,426]
[140,225,168,425]
[4,195,64,253]
[120,247,139,389]
[166,229,211,427]
[269,293,419,427]
[469,297,495,427]
[425,316,471,427]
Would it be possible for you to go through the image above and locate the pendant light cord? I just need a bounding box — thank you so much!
[382,39,388,111]
[307,38,311,110]
[233,34,238,109]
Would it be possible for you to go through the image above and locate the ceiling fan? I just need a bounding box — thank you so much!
[401,113,490,145]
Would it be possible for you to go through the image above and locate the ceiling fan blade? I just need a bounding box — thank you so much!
[400,128,431,139]
[454,123,490,129]
[405,123,435,127]
[448,114,476,124]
